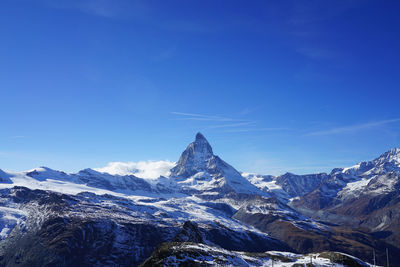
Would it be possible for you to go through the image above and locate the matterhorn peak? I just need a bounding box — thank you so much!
[170,133,214,177]
[190,132,214,156]
[193,132,213,154]
[195,132,206,141]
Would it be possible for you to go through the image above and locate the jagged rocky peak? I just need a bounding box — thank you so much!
[193,132,214,156]
[376,147,400,164]
[170,132,214,177]
[360,147,400,174]
[331,147,400,179]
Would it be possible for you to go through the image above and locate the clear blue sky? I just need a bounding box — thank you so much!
[1,0,400,175]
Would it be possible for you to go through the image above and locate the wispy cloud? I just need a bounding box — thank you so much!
[170,112,246,122]
[237,106,261,116]
[171,111,292,133]
[218,127,292,133]
[206,122,256,129]
[306,119,400,136]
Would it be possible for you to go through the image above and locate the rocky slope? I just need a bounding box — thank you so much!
[140,242,374,267]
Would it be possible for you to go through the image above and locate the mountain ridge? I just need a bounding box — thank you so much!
[0,133,398,266]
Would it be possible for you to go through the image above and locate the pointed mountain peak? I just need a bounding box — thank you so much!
[191,132,213,155]
[377,147,400,158]
[170,133,214,177]
[194,132,212,150]
[195,132,207,141]
[376,147,400,164]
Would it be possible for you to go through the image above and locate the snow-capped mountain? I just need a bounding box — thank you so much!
[339,147,400,178]
[242,171,328,203]
[243,148,400,205]
[170,132,266,197]
[0,133,398,266]
[291,147,400,209]
[331,148,400,201]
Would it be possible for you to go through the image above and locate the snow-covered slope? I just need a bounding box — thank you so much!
[241,172,328,203]
[0,167,157,197]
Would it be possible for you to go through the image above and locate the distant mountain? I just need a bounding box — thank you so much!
[291,147,400,209]
[288,148,400,259]
[0,133,398,266]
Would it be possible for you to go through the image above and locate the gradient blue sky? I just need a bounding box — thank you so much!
[1,0,400,175]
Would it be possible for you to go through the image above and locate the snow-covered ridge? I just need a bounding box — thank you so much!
[0,133,268,199]
[2,140,399,204]
[334,147,400,177]
[331,147,400,200]
[243,147,400,203]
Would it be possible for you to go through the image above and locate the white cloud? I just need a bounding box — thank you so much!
[95,160,175,179]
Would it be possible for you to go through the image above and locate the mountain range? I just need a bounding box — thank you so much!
[0,133,398,266]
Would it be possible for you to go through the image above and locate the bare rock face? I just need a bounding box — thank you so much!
[170,133,214,177]
[274,172,328,197]
[173,221,204,243]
